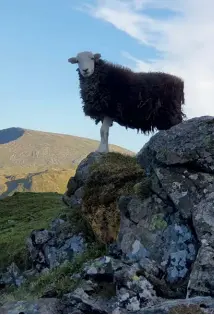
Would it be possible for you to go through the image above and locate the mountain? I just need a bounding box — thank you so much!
[0,168,75,199]
[0,127,134,198]
[0,127,134,173]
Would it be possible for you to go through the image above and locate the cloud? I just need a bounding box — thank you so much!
[81,0,214,118]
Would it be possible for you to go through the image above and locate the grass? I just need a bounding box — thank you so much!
[0,243,106,304]
[0,192,69,270]
[0,190,106,304]
[0,191,102,270]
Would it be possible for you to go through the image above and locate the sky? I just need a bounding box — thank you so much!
[0,0,214,153]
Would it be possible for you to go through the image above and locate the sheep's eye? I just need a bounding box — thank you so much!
[91,57,94,60]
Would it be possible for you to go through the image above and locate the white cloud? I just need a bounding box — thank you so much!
[82,0,214,118]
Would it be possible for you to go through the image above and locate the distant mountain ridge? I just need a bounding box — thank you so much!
[0,168,75,199]
[0,127,134,172]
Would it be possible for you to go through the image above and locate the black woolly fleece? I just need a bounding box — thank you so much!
[78,59,185,133]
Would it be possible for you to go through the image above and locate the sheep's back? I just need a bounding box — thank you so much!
[79,61,185,132]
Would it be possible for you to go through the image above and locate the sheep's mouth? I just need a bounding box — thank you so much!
[81,73,91,78]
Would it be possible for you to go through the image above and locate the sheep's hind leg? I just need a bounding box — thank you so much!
[96,117,113,153]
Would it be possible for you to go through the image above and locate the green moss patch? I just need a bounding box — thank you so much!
[84,152,144,209]
[150,213,168,231]
[82,152,145,243]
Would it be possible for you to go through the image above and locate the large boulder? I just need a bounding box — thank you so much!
[134,116,214,298]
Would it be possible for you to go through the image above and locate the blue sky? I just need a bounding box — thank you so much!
[0,0,213,152]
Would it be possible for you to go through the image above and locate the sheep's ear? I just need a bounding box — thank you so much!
[94,53,101,60]
[68,57,78,64]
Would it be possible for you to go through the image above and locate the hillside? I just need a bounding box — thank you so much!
[0,168,75,199]
[0,127,134,198]
[0,192,68,270]
[0,127,134,173]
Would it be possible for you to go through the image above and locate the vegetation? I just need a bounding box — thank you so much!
[0,189,106,304]
[0,192,68,269]
[0,151,144,304]
[82,152,145,243]
[0,244,105,304]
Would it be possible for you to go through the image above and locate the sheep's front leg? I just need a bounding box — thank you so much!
[96,117,113,153]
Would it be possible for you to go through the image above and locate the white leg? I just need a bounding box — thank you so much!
[96,117,113,153]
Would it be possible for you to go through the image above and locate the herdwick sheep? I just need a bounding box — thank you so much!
[68,51,185,153]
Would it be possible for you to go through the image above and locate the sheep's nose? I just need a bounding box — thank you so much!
[83,68,88,73]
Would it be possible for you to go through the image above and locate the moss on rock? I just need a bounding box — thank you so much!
[150,213,168,231]
[82,152,145,244]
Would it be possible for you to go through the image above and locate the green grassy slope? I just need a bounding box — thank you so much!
[0,192,68,269]
[0,192,105,303]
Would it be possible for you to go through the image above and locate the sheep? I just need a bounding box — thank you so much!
[68,51,185,153]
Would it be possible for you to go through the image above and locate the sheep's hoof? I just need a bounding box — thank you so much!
[96,149,109,154]
[96,146,109,153]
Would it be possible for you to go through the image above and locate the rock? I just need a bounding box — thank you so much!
[26,219,86,272]
[61,287,111,313]
[66,176,78,196]
[187,245,214,297]
[31,229,52,245]
[62,195,80,208]
[82,256,114,282]
[117,194,197,293]
[137,116,214,173]
[61,256,157,313]
[112,116,214,299]
[0,298,60,314]
[192,191,214,245]
[137,296,214,314]
[62,152,103,208]
[74,187,84,204]
[31,116,214,310]
[0,263,25,289]
[75,152,104,186]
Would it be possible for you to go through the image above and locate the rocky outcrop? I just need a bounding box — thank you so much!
[136,116,214,298]
[62,116,214,310]
[2,116,214,313]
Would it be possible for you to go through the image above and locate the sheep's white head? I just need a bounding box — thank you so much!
[68,51,101,77]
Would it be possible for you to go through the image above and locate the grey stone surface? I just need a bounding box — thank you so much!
[137,116,214,173]
[75,152,104,186]
[26,219,86,272]
[63,152,104,207]
[0,263,25,289]
[134,296,214,314]
[0,298,60,314]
